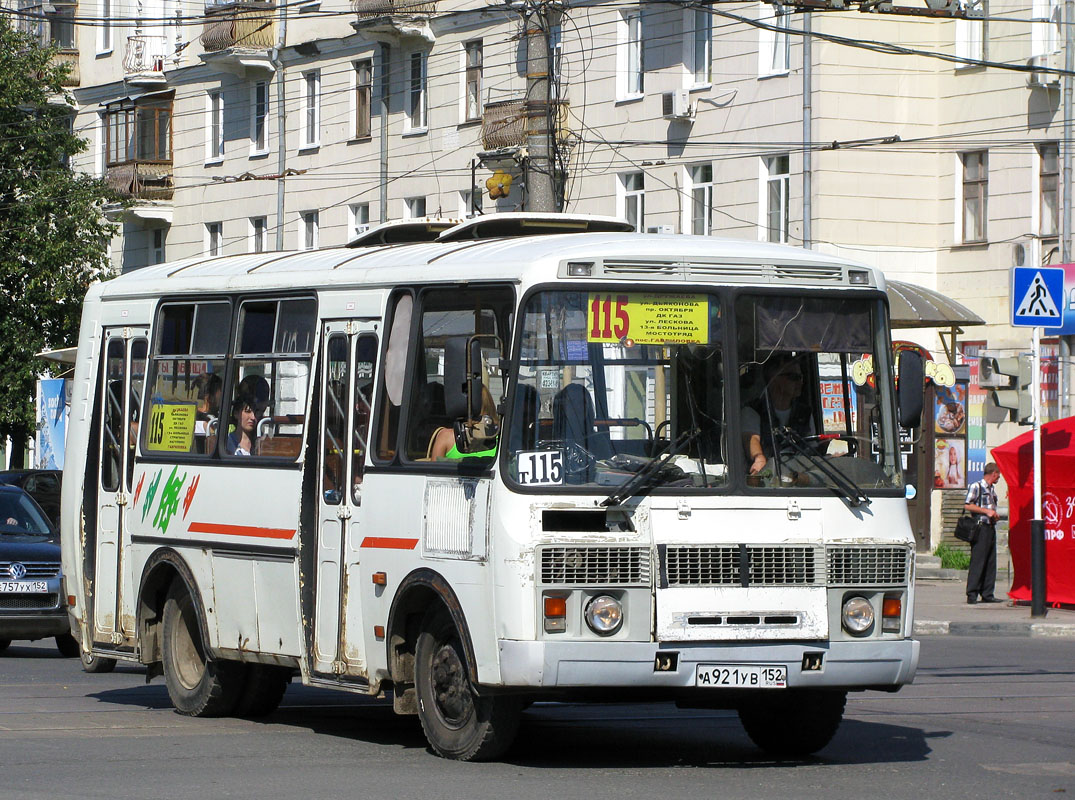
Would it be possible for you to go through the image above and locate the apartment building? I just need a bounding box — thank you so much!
[12,0,1070,539]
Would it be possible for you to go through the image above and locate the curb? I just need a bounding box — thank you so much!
[914,619,1075,638]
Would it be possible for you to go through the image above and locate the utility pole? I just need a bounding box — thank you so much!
[802,10,812,249]
[1063,0,1074,417]
[524,1,558,212]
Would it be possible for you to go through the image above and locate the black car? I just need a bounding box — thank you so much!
[0,484,77,657]
[0,470,62,529]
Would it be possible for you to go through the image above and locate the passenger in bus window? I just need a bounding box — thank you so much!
[226,375,270,456]
[193,373,223,453]
[429,385,499,460]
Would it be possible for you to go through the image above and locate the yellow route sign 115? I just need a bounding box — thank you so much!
[586,292,709,345]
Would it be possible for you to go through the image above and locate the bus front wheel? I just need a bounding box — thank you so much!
[414,607,520,761]
[738,689,846,757]
[81,651,117,673]
[162,581,245,717]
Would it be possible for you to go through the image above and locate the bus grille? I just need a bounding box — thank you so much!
[662,545,909,587]
[601,260,845,283]
[0,561,60,578]
[827,546,909,586]
[539,546,650,586]
[0,594,59,610]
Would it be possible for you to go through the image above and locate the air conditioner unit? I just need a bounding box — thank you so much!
[646,224,674,234]
[1027,54,1061,88]
[662,90,694,120]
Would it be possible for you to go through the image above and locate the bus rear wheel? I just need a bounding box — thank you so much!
[738,689,846,757]
[414,607,520,761]
[162,581,245,717]
[235,665,291,717]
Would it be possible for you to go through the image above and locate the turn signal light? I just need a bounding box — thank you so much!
[372,572,387,586]
[67,595,76,608]
[544,596,567,633]
[882,595,902,633]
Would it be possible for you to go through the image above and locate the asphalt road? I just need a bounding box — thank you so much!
[0,636,1072,800]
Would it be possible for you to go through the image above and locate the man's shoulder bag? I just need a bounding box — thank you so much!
[954,512,980,544]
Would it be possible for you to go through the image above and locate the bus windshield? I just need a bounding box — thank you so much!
[506,288,902,498]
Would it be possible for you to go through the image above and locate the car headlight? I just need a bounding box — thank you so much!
[842,596,875,636]
[584,595,623,636]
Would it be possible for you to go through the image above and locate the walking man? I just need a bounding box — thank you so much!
[964,462,1003,604]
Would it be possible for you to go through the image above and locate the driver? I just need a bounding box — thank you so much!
[429,385,499,460]
[741,355,814,475]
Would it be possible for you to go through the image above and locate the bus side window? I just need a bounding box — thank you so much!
[101,339,125,492]
[352,335,377,502]
[374,292,413,462]
[126,338,147,489]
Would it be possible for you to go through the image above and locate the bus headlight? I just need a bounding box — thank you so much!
[841,596,875,636]
[584,595,623,636]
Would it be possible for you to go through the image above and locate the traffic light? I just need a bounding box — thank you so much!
[981,355,1033,424]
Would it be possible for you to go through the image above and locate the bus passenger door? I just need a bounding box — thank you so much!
[313,321,378,678]
[91,328,148,647]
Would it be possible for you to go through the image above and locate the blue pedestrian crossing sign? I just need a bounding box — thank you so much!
[1012,266,1065,328]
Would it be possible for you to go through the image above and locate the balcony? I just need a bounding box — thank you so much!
[52,50,79,87]
[480,98,571,151]
[351,0,436,43]
[123,35,168,86]
[105,160,174,202]
[200,2,276,75]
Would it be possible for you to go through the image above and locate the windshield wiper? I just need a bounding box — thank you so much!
[602,429,700,507]
[774,427,871,508]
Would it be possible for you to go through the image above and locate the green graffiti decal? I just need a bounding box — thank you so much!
[153,465,187,534]
[141,469,163,523]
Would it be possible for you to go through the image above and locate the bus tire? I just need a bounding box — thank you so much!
[738,689,846,757]
[55,633,80,658]
[414,607,520,761]
[162,581,245,717]
[81,651,118,673]
[235,665,291,717]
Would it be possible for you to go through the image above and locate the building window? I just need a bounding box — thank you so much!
[350,203,370,239]
[1032,0,1061,55]
[301,211,319,251]
[759,4,790,76]
[955,0,986,64]
[302,70,320,147]
[618,9,643,99]
[1039,142,1059,238]
[687,9,712,87]
[961,151,988,243]
[250,216,267,253]
[764,154,790,243]
[619,172,645,230]
[151,228,166,265]
[688,163,713,235]
[206,222,222,256]
[355,59,373,139]
[104,98,171,166]
[464,41,483,122]
[98,0,112,53]
[405,196,426,219]
[207,89,224,162]
[407,51,427,131]
[251,81,269,154]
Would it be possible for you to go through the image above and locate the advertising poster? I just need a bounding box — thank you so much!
[934,381,967,436]
[961,343,987,485]
[35,378,67,469]
[934,438,966,490]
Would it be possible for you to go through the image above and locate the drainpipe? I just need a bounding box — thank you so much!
[380,42,390,224]
[1062,0,1073,415]
[802,11,812,250]
[273,2,288,251]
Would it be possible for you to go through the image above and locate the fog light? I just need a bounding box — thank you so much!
[567,261,594,277]
[584,595,623,636]
[842,596,875,636]
[848,269,870,285]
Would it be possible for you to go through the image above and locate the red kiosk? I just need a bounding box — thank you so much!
[992,417,1075,606]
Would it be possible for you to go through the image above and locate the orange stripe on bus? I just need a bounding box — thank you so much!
[187,522,296,540]
[361,537,419,550]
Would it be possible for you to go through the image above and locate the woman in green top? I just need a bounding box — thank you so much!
[430,385,499,460]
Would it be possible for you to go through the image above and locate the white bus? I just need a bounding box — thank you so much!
[61,215,923,761]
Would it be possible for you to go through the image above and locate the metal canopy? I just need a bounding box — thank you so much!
[886,279,986,363]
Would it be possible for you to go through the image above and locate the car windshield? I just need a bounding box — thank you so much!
[507,289,728,492]
[0,491,52,535]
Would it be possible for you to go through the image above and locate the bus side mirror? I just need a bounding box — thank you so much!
[897,350,924,429]
[444,336,470,420]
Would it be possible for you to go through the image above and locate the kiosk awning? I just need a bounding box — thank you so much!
[886,280,985,330]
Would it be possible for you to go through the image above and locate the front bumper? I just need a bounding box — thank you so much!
[0,609,69,639]
[497,637,919,690]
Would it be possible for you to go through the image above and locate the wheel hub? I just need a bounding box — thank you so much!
[430,642,473,726]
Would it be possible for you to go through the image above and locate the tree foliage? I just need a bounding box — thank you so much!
[0,18,118,460]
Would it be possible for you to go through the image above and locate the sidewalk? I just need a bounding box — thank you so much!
[913,571,1075,637]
